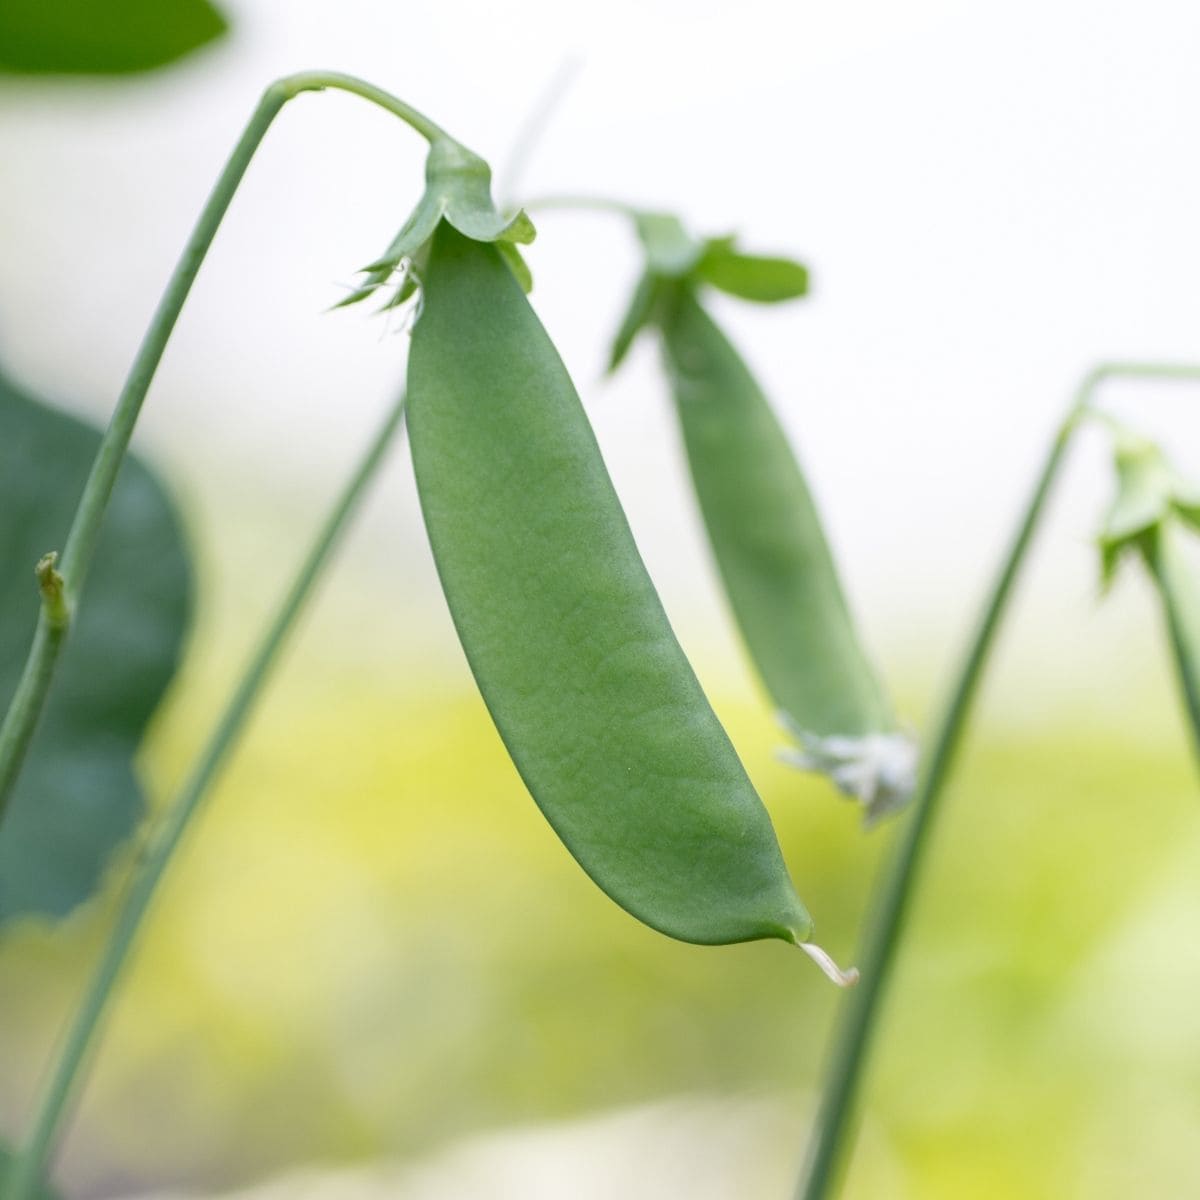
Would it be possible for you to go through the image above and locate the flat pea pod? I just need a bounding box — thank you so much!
[405,221,815,950]
[654,284,913,820]
[660,285,891,739]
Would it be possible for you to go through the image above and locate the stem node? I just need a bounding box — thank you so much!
[35,552,69,630]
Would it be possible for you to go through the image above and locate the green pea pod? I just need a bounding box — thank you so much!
[656,286,913,823]
[405,220,846,967]
[604,214,912,822]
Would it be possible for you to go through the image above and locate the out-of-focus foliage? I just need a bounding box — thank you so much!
[1,623,1197,1197]
[0,0,227,76]
[0,1142,59,1198]
[0,370,192,921]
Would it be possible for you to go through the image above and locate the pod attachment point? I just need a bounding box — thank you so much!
[777,714,918,826]
[799,941,860,988]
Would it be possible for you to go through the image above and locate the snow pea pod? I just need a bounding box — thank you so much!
[406,221,817,951]
[658,287,914,822]
[603,213,913,821]
[659,285,892,741]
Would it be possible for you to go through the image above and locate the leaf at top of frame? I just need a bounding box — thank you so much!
[0,367,192,924]
[0,0,228,76]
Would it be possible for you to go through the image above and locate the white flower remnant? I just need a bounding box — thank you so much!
[777,713,918,825]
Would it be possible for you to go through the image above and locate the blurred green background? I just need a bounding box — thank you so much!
[4,1,1200,1197]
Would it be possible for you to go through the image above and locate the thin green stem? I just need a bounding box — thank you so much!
[495,59,582,210]
[1155,549,1200,759]
[796,406,1080,1200]
[797,358,1200,1200]
[0,621,66,808]
[4,393,407,1200]
[0,71,444,825]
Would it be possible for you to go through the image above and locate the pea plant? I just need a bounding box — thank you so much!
[3,58,1200,1200]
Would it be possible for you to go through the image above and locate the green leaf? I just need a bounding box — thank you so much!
[0,0,228,76]
[1,1139,61,1198]
[0,369,191,922]
[695,242,810,303]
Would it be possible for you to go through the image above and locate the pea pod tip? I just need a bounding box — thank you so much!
[798,941,860,988]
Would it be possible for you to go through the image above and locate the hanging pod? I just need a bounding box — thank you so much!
[344,142,853,976]
[607,213,914,823]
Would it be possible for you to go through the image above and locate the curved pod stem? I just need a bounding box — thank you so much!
[0,71,445,825]
[3,393,408,1200]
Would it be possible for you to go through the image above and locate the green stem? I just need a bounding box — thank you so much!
[4,393,408,1200]
[798,358,1200,1200]
[1154,544,1200,759]
[0,71,444,826]
[796,406,1081,1200]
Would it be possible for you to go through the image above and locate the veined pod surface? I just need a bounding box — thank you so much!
[606,214,913,822]
[405,222,814,949]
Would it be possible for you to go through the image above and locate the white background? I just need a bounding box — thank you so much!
[2,0,1200,711]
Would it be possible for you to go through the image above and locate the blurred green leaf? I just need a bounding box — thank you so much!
[695,241,810,303]
[0,369,191,922]
[0,0,228,76]
[0,1141,60,1199]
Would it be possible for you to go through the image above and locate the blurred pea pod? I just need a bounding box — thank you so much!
[607,212,915,823]
[1099,433,1200,757]
[342,145,853,978]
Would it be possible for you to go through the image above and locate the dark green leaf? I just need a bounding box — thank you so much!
[0,369,191,922]
[0,0,228,76]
